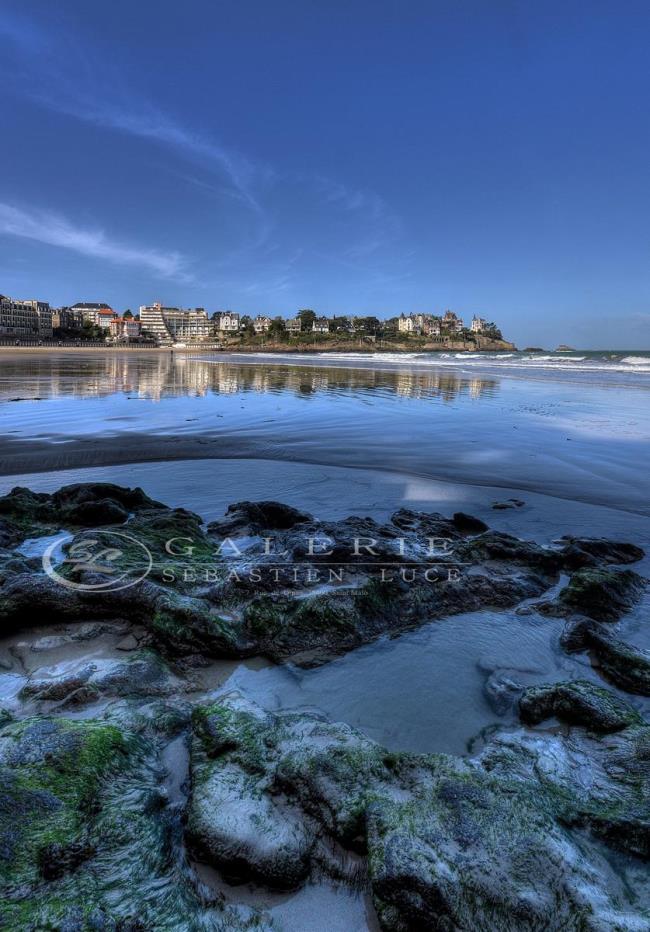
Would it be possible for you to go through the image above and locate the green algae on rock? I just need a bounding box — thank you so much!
[558,567,646,622]
[562,619,650,695]
[519,679,643,732]
[0,712,272,931]
[185,692,650,931]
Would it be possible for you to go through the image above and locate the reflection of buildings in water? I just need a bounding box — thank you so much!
[0,354,499,403]
[468,378,483,400]
[393,369,496,400]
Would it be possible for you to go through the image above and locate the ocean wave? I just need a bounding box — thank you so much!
[520,355,586,362]
[219,350,650,375]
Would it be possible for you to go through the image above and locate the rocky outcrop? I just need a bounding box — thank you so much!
[561,619,650,695]
[19,651,185,707]
[557,568,646,621]
[208,499,313,535]
[519,679,642,732]
[0,712,270,930]
[557,536,645,570]
[0,484,646,669]
[0,482,165,533]
[0,482,648,931]
[186,692,650,930]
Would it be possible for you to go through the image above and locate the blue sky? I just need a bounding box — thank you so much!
[1,1,650,347]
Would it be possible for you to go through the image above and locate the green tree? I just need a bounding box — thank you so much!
[269,317,286,338]
[355,316,381,334]
[240,315,255,336]
[484,321,503,339]
[330,316,350,332]
[297,309,317,329]
[123,309,133,319]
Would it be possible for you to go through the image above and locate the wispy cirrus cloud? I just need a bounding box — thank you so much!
[0,9,267,213]
[42,92,268,213]
[0,203,189,280]
[0,8,409,296]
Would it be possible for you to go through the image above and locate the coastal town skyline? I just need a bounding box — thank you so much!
[0,292,511,348]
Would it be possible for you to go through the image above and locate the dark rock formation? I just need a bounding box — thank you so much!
[561,619,650,695]
[0,712,269,930]
[186,692,650,930]
[0,484,646,669]
[451,511,489,534]
[557,536,646,570]
[519,679,642,732]
[0,482,165,534]
[208,499,313,535]
[20,651,185,707]
[558,567,646,621]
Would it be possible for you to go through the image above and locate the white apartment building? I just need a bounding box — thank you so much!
[139,303,211,344]
[398,314,416,333]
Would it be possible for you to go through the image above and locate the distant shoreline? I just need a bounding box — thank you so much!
[0,340,517,355]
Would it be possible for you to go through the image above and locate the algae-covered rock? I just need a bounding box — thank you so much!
[186,693,650,930]
[187,695,314,887]
[189,762,312,887]
[0,716,129,922]
[243,571,549,666]
[0,482,164,534]
[456,530,563,573]
[1,482,647,672]
[562,619,650,695]
[20,651,185,707]
[519,679,642,732]
[558,536,645,570]
[0,713,270,931]
[558,567,646,621]
[208,499,313,535]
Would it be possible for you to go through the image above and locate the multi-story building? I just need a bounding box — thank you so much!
[52,307,83,331]
[398,312,454,337]
[139,303,211,344]
[109,317,141,341]
[398,313,415,333]
[312,317,330,333]
[253,315,272,333]
[0,295,40,337]
[423,317,441,336]
[471,315,487,332]
[442,310,464,333]
[21,300,53,338]
[216,311,240,332]
[285,317,302,333]
[70,302,115,326]
[97,309,117,330]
